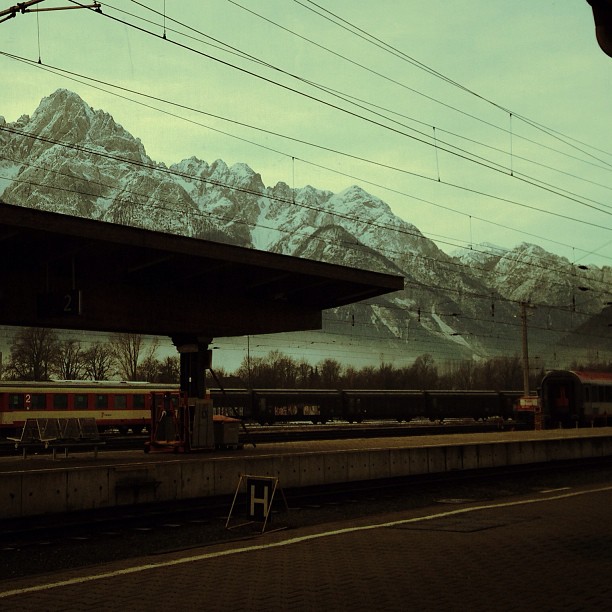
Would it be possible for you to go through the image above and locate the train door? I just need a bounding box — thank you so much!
[544,379,576,428]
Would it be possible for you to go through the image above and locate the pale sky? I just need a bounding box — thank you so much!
[1,1,611,268]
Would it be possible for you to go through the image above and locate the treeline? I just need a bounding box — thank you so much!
[1,328,179,383]
[232,351,612,390]
[569,359,612,373]
[3,327,611,390]
[234,350,531,390]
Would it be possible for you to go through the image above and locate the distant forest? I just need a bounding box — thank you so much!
[2,327,611,390]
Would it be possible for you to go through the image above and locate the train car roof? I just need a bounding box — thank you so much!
[0,380,178,391]
[0,204,404,339]
[571,371,612,384]
[544,370,612,385]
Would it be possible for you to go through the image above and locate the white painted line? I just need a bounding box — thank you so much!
[2,483,612,600]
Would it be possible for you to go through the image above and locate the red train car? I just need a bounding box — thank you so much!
[0,380,178,437]
[540,370,612,428]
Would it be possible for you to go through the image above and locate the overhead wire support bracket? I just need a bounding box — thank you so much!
[0,0,101,24]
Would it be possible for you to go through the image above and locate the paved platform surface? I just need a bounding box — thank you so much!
[1,480,611,611]
[2,427,612,473]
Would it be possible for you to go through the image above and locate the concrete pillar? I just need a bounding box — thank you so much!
[171,336,212,399]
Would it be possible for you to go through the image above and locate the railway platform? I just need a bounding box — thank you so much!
[1,480,612,610]
[1,427,612,520]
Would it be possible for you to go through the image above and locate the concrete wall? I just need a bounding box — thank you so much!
[2,435,612,519]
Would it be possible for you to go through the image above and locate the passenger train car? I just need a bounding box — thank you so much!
[0,380,529,437]
[0,380,176,437]
[3,372,608,434]
[540,370,612,428]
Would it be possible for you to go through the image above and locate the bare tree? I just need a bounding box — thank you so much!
[135,338,163,382]
[450,360,476,390]
[235,350,299,387]
[111,333,159,380]
[55,338,85,380]
[318,358,342,388]
[157,355,180,383]
[137,352,172,383]
[409,354,438,389]
[137,355,159,382]
[82,342,115,381]
[111,333,145,381]
[296,359,314,388]
[5,327,59,380]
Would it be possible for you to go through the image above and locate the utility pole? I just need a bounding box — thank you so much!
[518,300,543,429]
[520,301,531,397]
[247,335,252,388]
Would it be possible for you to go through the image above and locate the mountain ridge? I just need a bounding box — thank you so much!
[1,89,610,369]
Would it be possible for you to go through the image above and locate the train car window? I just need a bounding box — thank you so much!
[30,393,46,409]
[95,394,108,409]
[74,394,88,409]
[8,394,24,410]
[606,387,612,402]
[593,386,600,402]
[53,394,68,409]
[584,385,591,402]
[133,394,145,409]
[114,394,127,409]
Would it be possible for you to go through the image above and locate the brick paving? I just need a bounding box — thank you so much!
[2,484,612,611]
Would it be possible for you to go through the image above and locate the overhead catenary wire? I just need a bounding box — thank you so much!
[62,1,612,218]
[0,128,603,316]
[292,0,612,168]
[226,0,612,178]
[128,0,612,179]
[4,123,612,292]
[1,2,610,366]
[1,51,611,269]
[5,2,608,258]
[0,304,606,367]
[8,3,608,230]
[0,293,607,367]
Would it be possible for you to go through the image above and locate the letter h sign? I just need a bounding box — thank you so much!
[246,476,275,521]
[226,474,288,533]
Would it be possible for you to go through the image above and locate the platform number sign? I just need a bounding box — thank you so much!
[37,290,82,317]
[62,290,81,315]
[246,476,274,521]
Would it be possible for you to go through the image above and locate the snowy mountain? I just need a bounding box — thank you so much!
[1,89,610,369]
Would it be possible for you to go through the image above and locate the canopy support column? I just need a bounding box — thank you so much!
[172,336,212,399]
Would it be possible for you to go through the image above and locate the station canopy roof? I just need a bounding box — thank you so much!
[0,203,404,341]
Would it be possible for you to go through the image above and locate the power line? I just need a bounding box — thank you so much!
[1,4,608,364]
[61,3,612,217]
[4,123,612,293]
[2,51,611,268]
[294,0,612,167]
[4,7,608,267]
[122,0,612,179]
[231,0,612,178]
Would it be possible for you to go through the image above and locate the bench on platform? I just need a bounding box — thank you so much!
[8,417,105,458]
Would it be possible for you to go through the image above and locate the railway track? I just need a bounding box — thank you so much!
[0,419,518,455]
[242,419,518,444]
